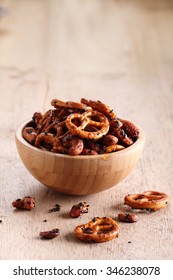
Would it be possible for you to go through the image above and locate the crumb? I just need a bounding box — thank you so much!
[49,204,61,212]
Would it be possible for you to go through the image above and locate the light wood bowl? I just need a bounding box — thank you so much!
[15,121,145,195]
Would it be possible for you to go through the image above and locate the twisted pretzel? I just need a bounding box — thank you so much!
[74,217,119,243]
[22,127,37,145]
[66,111,109,140]
[124,191,169,211]
[51,99,92,111]
[81,98,116,118]
[35,133,55,151]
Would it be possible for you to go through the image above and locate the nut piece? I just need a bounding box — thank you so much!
[39,228,60,239]
[12,196,35,211]
[70,202,89,218]
[118,213,139,223]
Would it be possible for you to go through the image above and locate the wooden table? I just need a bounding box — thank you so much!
[0,0,172,260]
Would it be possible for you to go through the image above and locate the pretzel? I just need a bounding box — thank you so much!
[104,144,125,153]
[32,112,43,125]
[74,217,119,243]
[35,133,55,151]
[51,99,92,111]
[66,111,109,140]
[22,127,37,145]
[124,191,169,211]
[81,98,116,118]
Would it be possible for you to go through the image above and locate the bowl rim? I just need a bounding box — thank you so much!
[15,119,145,159]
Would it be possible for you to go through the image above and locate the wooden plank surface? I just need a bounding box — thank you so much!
[0,0,173,260]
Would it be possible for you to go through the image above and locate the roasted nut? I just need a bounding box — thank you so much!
[121,119,140,140]
[70,202,89,218]
[39,228,60,239]
[118,213,139,223]
[12,196,35,211]
[101,135,118,146]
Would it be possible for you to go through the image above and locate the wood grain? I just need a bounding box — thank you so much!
[15,121,145,195]
[0,0,173,260]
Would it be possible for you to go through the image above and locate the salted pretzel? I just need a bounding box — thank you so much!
[66,110,109,140]
[51,99,92,111]
[81,98,116,118]
[124,191,169,211]
[74,217,119,243]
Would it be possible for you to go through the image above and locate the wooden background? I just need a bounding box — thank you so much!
[0,0,173,260]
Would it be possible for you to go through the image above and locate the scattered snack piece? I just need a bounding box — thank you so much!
[124,191,169,211]
[49,204,61,212]
[39,228,60,239]
[69,202,89,218]
[0,220,2,223]
[74,217,119,243]
[12,196,35,211]
[22,98,140,155]
[118,213,139,223]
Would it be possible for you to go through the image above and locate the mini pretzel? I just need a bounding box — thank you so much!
[32,112,43,125]
[74,217,119,243]
[81,98,116,118]
[124,191,169,211]
[104,144,125,153]
[22,127,37,145]
[34,133,55,151]
[66,111,109,140]
[51,99,92,111]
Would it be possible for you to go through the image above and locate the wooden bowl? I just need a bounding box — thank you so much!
[15,121,145,195]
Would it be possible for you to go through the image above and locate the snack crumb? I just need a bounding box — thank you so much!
[49,204,61,212]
